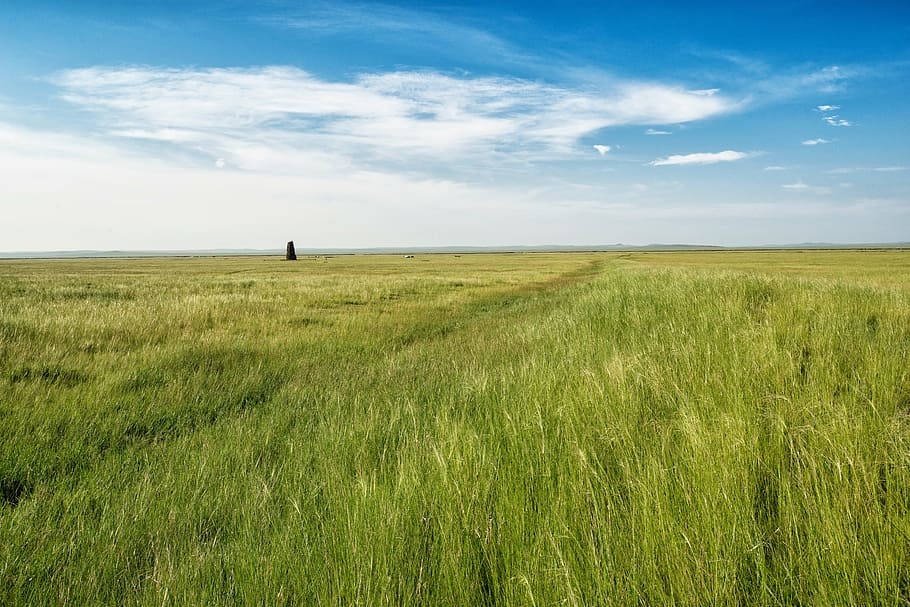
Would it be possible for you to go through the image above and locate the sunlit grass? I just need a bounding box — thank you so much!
[1,251,908,605]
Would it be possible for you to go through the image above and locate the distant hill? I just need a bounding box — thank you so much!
[1,243,907,259]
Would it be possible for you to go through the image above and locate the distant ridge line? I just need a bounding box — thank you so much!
[1,243,908,259]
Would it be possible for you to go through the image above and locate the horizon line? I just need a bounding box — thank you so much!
[2,242,909,260]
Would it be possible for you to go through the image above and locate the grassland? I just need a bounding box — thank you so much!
[1,250,908,606]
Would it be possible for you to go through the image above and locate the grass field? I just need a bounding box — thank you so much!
[1,250,909,605]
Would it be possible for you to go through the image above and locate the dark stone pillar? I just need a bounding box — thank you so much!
[286,241,297,261]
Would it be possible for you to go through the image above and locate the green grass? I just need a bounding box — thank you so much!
[1,251,908,605]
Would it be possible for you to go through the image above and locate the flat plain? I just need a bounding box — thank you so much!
[1,250,908,605]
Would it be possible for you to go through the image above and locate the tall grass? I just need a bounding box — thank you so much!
[1,251,908,605]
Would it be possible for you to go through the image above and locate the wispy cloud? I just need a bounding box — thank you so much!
[763,165,787,171]
[823,115,852,126]
[802,138,831,145]
[815,103,852,126]
[827,166,908,173]
[593,145,611,155]
[642,47,885,116]
[752,65,853,100]
[649,150,750,166]
[4,118,906,251]
[645,128,672,135]
[254,2,532,67]
[689,88,720,96]
[52,66,739,172]
[682,47,770,75]
[782,181,831,193]
[782,181,809,190]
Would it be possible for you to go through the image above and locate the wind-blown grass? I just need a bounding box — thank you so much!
[1,251,908,605]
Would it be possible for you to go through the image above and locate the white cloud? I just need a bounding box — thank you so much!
[593,144,611,155]
[4,118,907,251]
[214,158,226,169]
[0,121,544,250]
[51,66,738,171]
[782,181,809,190]
[645,128,672,135]
[828,166,908,174]
[823,115,852,126]
[751,66,852,101]
[817,105,839,111]
[649,150,750,166]
[782,181,831,193]
[689,88,720,96]
[257,3,531,67]
[802,138,831,145]
[763,165,787,171]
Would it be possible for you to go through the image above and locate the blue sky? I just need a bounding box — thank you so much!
[1,1,908,250]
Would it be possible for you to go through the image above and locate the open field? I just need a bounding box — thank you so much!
[1,251,908,605]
